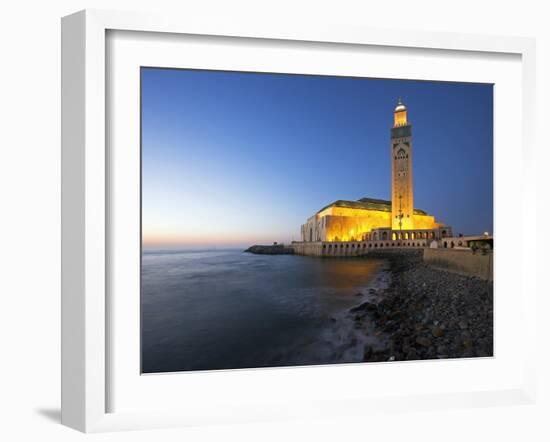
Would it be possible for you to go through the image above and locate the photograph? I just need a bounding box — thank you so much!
[140,67,494,374]
[3,1,545,438]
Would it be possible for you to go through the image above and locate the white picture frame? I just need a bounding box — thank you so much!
[61,9,537,433]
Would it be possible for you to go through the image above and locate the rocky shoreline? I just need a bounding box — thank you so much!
[352,250,493,362]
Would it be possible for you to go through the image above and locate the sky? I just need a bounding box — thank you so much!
[141,68,493,248]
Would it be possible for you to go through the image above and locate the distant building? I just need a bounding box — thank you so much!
[298,99,452,255]
[438,235,493,251]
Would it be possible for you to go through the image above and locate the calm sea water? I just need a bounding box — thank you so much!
[141,249,387,373]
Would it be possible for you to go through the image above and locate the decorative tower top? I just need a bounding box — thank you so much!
[393,98,408,127]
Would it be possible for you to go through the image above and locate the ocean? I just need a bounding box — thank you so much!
[141,249,387,373]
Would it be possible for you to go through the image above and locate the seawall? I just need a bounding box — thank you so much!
[290,240,427,257]
[423,248,493,281]
[288,242,492,281]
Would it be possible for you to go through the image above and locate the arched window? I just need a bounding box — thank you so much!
[443,242,448,248]
[392,232,397,240]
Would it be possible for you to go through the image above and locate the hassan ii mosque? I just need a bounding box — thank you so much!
[295,99,454,256]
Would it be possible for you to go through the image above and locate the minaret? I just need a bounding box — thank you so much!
[391,99,414,231]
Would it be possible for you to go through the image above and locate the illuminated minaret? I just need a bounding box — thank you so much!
[391,98,414,231]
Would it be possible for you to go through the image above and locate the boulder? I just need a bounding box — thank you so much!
[415,337,432,348]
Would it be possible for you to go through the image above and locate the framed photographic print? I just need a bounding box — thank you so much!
[140,69,493,374]
[61,9,537,432]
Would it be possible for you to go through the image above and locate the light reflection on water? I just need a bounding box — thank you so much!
[141,249,386,373]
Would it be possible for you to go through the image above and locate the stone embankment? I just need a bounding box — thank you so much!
[352,249,493,362]
[423,247,493,281]
[244,244,294,255]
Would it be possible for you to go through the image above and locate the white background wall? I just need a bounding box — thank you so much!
[0,1,547,441]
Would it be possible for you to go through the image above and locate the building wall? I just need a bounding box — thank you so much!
[301,214,327,242]
[324,211,391,241]
[300,208,441,242]
[412,213,441,230]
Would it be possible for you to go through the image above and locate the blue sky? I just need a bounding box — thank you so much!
[141,68,493,247]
